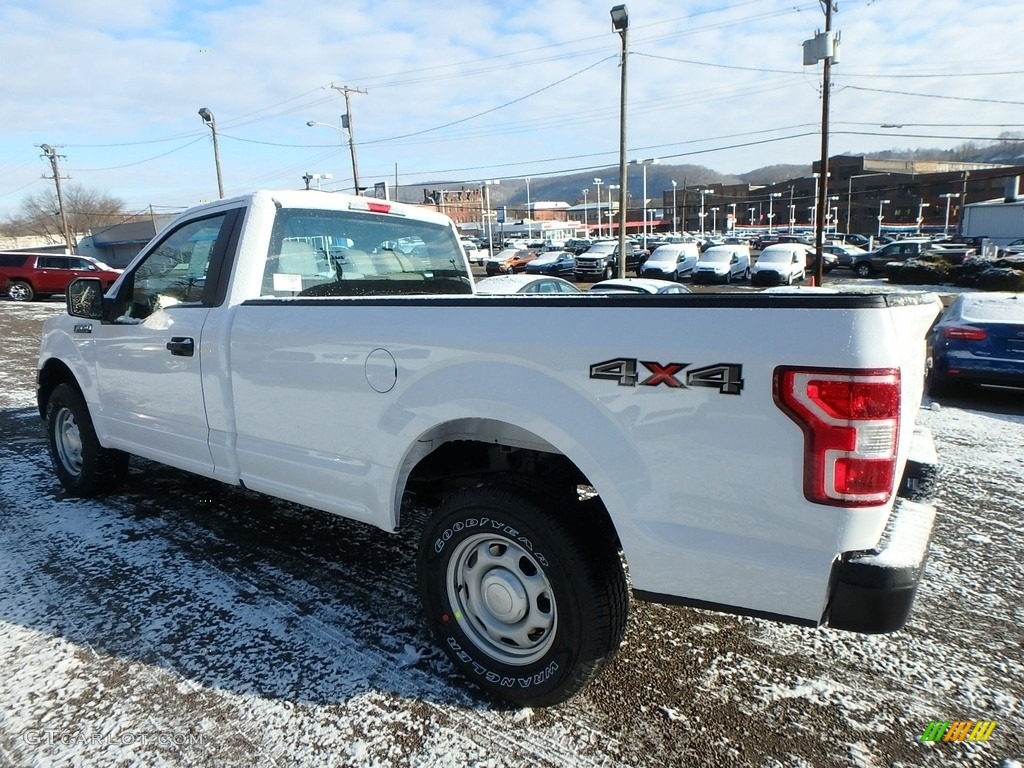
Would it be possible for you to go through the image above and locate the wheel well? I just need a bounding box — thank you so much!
[37,359,79,418]
[403,435,621,551]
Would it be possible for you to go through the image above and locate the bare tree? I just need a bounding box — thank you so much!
[1,185,126,245]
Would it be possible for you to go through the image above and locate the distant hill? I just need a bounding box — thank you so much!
[407,138,1024,206]
[738,164,809,185]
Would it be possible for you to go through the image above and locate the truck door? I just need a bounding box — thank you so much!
[90,209,241,476]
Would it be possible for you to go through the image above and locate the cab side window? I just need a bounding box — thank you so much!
[120,213,230,321]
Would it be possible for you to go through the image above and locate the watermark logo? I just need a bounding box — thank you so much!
[920,720,997,742]
[22,730,205,748]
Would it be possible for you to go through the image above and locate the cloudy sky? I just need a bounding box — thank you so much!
[0,0,1019,218]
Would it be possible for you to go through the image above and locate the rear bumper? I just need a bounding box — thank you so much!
[827,426,939,633]
[935,351,1024,387]
[827,498,936,633]
[692,271,727,284]
[751,270,784,286]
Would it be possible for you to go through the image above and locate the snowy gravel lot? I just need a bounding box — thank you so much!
[0,298,1021,768]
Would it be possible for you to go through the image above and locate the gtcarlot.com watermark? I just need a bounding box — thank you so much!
[22,730,205,748]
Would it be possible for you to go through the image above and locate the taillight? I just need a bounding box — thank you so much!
[774,367,901,507]
[943,325,987,341]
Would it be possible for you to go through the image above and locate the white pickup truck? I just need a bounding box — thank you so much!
[37,190,942,707]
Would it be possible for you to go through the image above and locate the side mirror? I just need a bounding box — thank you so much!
[66,278,104,319]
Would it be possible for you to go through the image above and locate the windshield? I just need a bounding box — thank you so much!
[757,249,796,263]
[648,248,681,264]
[532,252,564,264]
[262,207,471,297]
[701,249,733,264]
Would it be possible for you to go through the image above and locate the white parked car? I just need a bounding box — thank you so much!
[459,238,483,266]
[588,278,692,295]
[639,243,700,282]
[692,244,751,284]
[474,274,581,294]
[751,244,807,286]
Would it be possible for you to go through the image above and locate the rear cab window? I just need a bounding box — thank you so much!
[260,207,472,297]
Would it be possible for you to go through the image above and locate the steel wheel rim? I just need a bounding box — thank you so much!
[54,407,84,476]
[446,533,557,665]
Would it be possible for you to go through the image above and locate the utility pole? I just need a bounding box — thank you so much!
[331,84,367,194]
[38,144,75,252]
[804,1,839,286]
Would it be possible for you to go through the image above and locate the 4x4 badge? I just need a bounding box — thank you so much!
[590,358,743,395]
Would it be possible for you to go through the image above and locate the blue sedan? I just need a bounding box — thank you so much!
[926,292,1024,396]
[524,250,577,278]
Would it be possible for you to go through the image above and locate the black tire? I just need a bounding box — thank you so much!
[743,267,751,281]
[926,367,958,399]
[418,482,627,706]
[603,263,614,281]
[854,262,873,278]
[725,270,732,284]
[7,280,34,301]
[45,383,129,496]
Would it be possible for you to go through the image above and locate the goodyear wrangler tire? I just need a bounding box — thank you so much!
[46,383,129,497]
[417,483,628,706]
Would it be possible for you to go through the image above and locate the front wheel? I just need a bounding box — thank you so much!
[7,280,34,301]
[603,263,614,281]
[418,483,627,706]
[46,383,129,496]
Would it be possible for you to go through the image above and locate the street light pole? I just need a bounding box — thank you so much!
[582,188,589,234]
[916,199,931,235]
[631,157,658,246]
[198,107,225,199]
[481,180,499,252]
[671,181,678,233]
[608,184,620,239]
[524,177,532,239]
[877,199,890,237]
[941,192,960,236]
[768,192,781,234]
[593,177,604,237]
[611,4,629,278]
[710,207,719,234]
[698,189,709,236]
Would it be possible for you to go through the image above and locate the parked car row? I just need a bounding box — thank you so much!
[474,274,691,295]
[847,238,977,278]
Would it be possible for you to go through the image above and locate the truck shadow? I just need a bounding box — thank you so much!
[0,407,496,712]
[926,384,1024,420]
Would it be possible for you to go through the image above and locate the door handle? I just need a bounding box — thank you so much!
[166,337,195,357]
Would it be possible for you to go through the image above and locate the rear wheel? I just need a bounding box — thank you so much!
[418,482,627,706]
[926,366,959,399]
[7,280,34,301]
[45,383,129,496]
[854,262,873,278]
